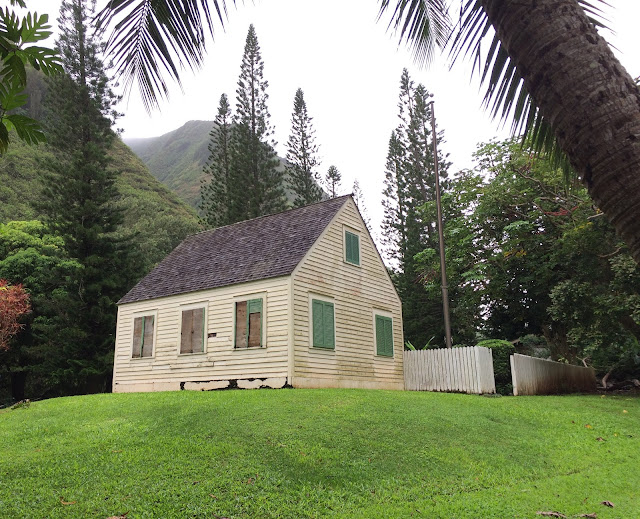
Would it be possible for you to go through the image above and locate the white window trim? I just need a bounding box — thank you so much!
[308,293,336,351]
[131,309,158,360]
[372,308,394,358]
[233,291,267,349]
[177,301,208,355]
[343,225,362,267]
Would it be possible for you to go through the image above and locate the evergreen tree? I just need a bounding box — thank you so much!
[38,0,129,394]
[286,88,322,207]
[381,69,451,348]
[324,165,342,198]
[201,93,235,228]
[352,179,371,230]
[231,25,286,220]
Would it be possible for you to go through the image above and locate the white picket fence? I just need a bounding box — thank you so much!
[510,353,596,395]
[404,346,496,394]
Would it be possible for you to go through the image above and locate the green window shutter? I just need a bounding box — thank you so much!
[384,317,393,356]
[313,300,334,349]
[376,315,393,357]
[323,302,335,348]
[345,231,360,265]
[312,300,324,347]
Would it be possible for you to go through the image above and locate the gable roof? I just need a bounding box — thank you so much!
[119,195,352,304]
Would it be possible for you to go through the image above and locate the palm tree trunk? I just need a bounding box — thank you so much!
[481,0,640,262]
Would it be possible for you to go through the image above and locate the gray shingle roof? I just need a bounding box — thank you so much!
[118,195,351,304]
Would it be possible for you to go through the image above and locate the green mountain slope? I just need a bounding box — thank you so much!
[0,136,202,272]
[125,120,214,207]
[125,120,302,209]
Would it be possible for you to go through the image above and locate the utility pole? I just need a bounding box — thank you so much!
[429,100,452,349]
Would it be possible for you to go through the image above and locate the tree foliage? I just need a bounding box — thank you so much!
[230,25,286,220]
[201,93,234,227]
[381,69,451,348]
[324,165,342,199]
[200,25,285,227]
[0,3,62,154]
[0,278,30,351]
[37,0,130,394]
[286,88,322,208]
[417,139,640,379]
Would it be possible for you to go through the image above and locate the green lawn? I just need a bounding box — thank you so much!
[0,389,637,518]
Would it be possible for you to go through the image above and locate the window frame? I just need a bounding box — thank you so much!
[373,310,394,358]
[343,226,361,266]
[131,310,157,359]
[233,292,267,349]
[309,294,336,350]
[178,302,208,355]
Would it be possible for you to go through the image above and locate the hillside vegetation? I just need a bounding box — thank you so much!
[0,389,637,518]
[125,120,298,209]
[0,135,201,272]
[125,120,214,207]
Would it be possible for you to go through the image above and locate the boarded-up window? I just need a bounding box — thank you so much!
[132,315,155,358]
[345,230,360,265]
[235,298,263,348]
[312,299,335,349]
[375,315,393,357]
[180,307,205,354]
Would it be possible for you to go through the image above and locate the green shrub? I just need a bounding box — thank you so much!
[477,339,515,395]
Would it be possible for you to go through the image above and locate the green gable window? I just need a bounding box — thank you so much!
[132,315,155,358]
[235,298,263,348]
[344,230,360,266]
[180,307,205,354]
[375,315,393,357]
[312,299,335,349]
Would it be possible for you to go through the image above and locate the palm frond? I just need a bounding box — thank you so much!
[378,0,452,67]
[96,0,232,111]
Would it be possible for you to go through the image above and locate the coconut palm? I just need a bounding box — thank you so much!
[96,0,640,262]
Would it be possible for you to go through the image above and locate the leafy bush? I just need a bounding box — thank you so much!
[477,339,515,395]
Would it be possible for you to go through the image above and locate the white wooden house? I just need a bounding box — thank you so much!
[112,195,404,392]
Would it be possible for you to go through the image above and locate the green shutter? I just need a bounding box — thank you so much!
[384,318,393,356]
[312,299,334,349]
[312,300,324,347]
[345,231,360,265]
[376,315,393,357]
[324,302,334,348]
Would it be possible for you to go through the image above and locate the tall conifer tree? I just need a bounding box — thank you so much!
[231,24,285,220]
[381,69,451,348]
[324,165,342,198]
[201,93,235,228]
[286,88,322,207]
[352,179,371,230]
[39,0,127,393]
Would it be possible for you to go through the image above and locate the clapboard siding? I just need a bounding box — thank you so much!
[113,277,290,392]
[291,199,404,390]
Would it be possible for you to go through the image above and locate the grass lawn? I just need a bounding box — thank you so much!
[0,389,637,518]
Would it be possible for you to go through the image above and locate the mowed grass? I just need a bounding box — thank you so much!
[0,389,638,518]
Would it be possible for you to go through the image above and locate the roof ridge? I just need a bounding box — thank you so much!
[190,194,352,237]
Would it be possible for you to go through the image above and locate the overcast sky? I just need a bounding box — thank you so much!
[23,0,640,234]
